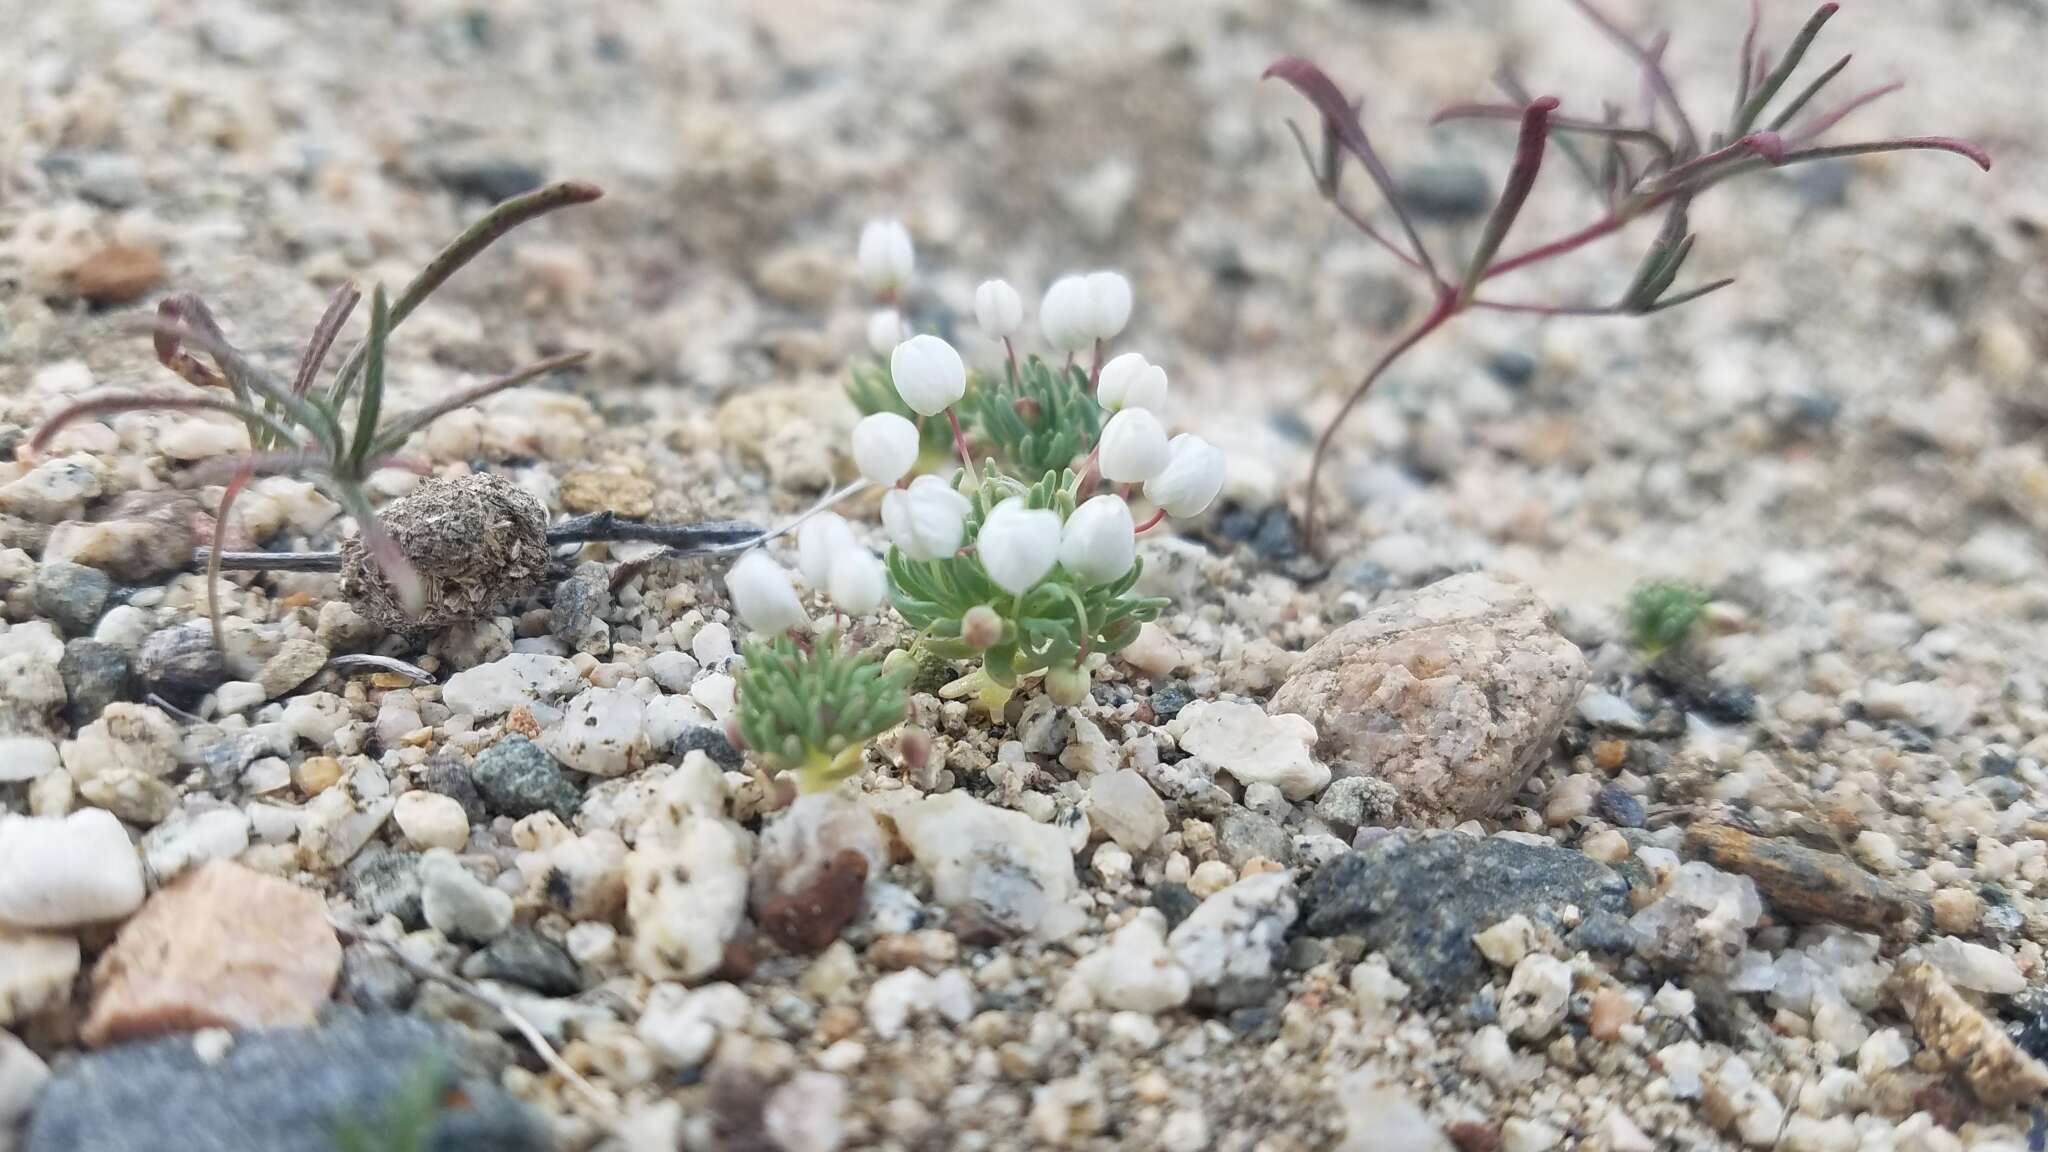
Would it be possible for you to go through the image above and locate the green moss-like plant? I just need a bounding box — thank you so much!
[1626,580,1710,658]
[732,630,913,792]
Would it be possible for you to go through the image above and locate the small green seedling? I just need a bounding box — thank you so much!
[731,630,913,792]
[1626,580,1710,659]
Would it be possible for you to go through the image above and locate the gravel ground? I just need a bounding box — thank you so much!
[3,1,2048,1150]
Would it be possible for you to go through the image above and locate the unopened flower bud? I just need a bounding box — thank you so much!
[1143,433,1227,518]
[1057,494,1136,585]
[726,549,808,635]
[1046,663,1092,706]
[1096,352,1168,414]
[881,475,971,561]
[889,333,966,416]
[852,411,920,487]
[1097,407,1170,483]
[1039,275,1092,353]
[857,219,914,293]
[866,308,906,356]
[974,278,1024,339]
[796,511,858,588]
[1082,271,1132,342]
[975,498,1061,595]
[961,604,1004,650]
[827,545,888,616]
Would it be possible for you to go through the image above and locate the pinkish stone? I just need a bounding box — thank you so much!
[82,861,340,1047]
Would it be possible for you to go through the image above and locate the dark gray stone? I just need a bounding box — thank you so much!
[1151,883,1200,931]
[435,159,546,203]
[418,758,488,825]
[1297,832,1629,1004]
[1566,910,1637,956]
[136,625,223,708]
[1147,684,1192,722]
[1594,784,1646,828]
[24,1013,550,1152]
[1215,808,1292,868]
[198,727,292,788]
[34,562,111,635]
[671,725,743,771]
[463,927,581,997]
[471,736,580,820]
[60,639,130,728]
[339,944,418,1011]
[1395,162,1492,222]
[1486,349,1538,389]
[548,563,610,648]
[345,846,425,929]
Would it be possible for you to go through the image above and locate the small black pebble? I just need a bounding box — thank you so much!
[1149,684,1192,722]
[1150,883,1201,931]
[673,725,745,770]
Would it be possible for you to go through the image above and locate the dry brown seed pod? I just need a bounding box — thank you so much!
[339,472,549,631]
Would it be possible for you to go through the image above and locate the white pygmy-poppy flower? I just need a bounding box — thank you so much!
[974,279,1024,339]
[852,412,920,487]
[1058,494,1137,585]
[726,550,809,636]
[856,219,914,293]
[1082,271,1132,342]
[1144,433,1227,519]
[796,512,860,588]
[827,545,888,616]
[1097,407,1171,484]
[889,334,966,417]
[1096,352,1168,414]
[1039,275,1093,353]
[881,475,971,562]
[866,309,906,356]
[976,497,1062,595]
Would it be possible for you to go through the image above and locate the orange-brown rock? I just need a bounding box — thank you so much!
[81,860,340,1047]
[70,245,166,304]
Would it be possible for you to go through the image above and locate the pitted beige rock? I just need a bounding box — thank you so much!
[1266,572,1585,824]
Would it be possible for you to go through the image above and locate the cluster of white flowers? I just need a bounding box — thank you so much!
[843,218,1230,600]
[724,511,888,635]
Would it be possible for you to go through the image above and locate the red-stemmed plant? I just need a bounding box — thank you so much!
[1270,1,1990,550]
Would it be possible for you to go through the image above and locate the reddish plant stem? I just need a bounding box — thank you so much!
[1482,187,1673,282]
[1135,508,1169,533]
[945,409,974,475]
[1002,336,1019,383]
[1647,132,1785,193]
[1076,443,1104,501]
[1088,340,1105,392]
[1304,293,1459,549]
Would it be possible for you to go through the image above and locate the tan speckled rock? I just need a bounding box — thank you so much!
[1265,572,1585,825]
[0,927,81,1026]
[81,860,340,1047]
[1888,959,2048,1108]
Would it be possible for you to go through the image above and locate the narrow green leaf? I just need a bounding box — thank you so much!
[349,286,390,472]
[1733,4,1839,135]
